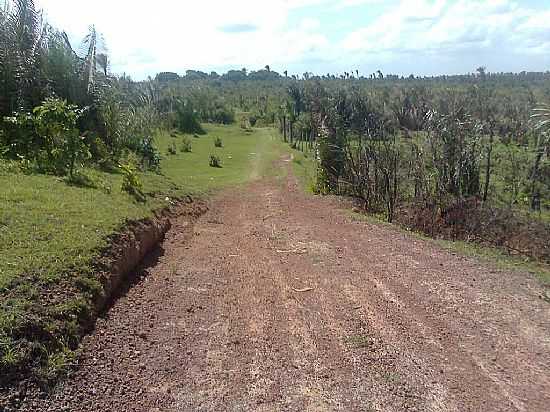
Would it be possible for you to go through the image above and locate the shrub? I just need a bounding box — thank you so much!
[167,141,177,155]
[1,112,38,160]
[180,137,192,153]
[89,136,114,170]
[175,100,205,135]
[135,137,161,172]
[210,106,235,124]
[119,163,145,202]
[214,137,223,148]
[240,117,252,131]
[209,155,222,168]
[2,98,89,177]
[33,98,89,177]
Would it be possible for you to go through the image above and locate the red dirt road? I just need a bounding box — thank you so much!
[21,162,550,411]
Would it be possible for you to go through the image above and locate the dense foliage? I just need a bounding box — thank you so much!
[275,78,550,262]
[0,0,237,184]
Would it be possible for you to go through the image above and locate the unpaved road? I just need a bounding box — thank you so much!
[22,160,550,411]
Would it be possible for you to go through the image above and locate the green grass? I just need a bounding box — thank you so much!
[157,124,287,194]
[0,124,286,289]
[346,335,374,349]
[290,149,316,193]
[0,122,288,385]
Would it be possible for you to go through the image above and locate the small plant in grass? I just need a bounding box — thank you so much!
[0,335,19,370]
[119,163,146,202]
[209,155,222,168]
[135,137,161,172]
[180,137,192,153]
[214,137,223,148]
[346,335,373,349]
[167,141,177,155]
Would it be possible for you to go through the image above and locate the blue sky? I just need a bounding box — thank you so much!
[35,0,550,79]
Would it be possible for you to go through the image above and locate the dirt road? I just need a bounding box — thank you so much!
[22,161,550,411]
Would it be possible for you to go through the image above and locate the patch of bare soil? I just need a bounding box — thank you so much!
[18,158,550,411]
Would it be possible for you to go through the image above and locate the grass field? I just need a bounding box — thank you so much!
[0,122,289,383]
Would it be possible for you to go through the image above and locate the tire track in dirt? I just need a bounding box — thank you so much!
[19,156,550,412]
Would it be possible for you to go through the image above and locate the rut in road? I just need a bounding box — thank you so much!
[22,159,550,412]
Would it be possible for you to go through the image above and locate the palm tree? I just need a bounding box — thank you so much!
[81,25,99,93]
[0,0,47,115]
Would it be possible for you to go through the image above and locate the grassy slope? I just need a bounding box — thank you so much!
[0,124,284,289]
[0,123,288,383]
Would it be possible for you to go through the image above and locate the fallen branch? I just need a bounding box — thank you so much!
[276,249,307,254]
[293,287,314,293]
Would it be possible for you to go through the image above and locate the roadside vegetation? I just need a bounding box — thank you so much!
[276,75,550,266]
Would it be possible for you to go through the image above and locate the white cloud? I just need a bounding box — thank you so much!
[33,0,550,78]
[35,0,334,78]
[343,0,550,56]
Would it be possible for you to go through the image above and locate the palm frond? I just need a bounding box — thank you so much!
[531,105,550,135]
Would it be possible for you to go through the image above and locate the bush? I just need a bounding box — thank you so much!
[135,137,161,172]
[1,112,38,160]
[180,137,192,153]
[209,155,222,168]
[214,137,223,148]
[240,117,252,131]
[119,163,145,202]
[89,136,115,170]
[210,106,235,125]
[36,98,88,177]
[2,98,90,178]
[175,100,205,135]
[167,141,177,155]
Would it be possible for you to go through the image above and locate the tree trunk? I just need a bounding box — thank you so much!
[530,150,544,212]
[482,133,494,203]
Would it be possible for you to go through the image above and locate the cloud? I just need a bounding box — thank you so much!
[35,0,334,77]
[218,24,259,34]
[343,0,550,56]
[33,0,550,78]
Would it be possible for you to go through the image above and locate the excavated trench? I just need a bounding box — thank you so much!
[93,196,208,314]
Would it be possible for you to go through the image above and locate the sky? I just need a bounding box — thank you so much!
[34,0,550,80]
